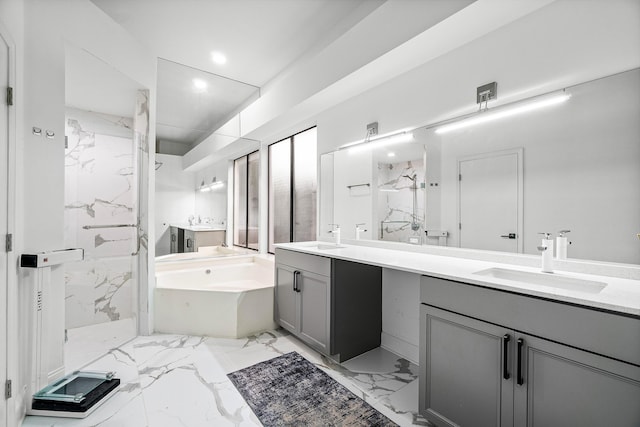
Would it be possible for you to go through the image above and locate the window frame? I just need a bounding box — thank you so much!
[267,126,317,254]
[233,150,259,251]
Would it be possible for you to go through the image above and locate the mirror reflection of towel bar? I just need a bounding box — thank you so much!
[380,220,411,239]
[347,183,370,189]
[82,224,138,229]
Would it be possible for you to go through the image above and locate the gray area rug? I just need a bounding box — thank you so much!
[228,351,399,426]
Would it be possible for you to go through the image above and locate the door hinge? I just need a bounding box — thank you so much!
[459,223,462,230]
[6,86,13,106]
[5,380,11,399]
[5,233,12,252]
[459,173,462,181]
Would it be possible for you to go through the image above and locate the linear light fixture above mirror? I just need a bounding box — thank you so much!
[199,177,225,192]
[434,90,571,134]
[339,129,415,154]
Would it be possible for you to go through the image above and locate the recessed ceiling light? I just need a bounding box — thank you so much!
[193,78,207,90]
[387,152,396,157]
[211,51,227,65]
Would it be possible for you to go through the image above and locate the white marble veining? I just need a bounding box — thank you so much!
[23,330,428,427]
[64,111,137,329]
[378,159,425,244]
[65,318,137,373]
[276,241,640,316]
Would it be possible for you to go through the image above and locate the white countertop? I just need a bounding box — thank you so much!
[275,241,640,317]
[171,224,226,232]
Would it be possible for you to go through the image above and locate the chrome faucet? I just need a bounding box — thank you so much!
[328,224,341,245]
[537,232,554,273]
[355,223,367,240]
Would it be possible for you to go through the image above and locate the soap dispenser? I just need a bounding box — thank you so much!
[555,230,571,260]
[537,232,554,273]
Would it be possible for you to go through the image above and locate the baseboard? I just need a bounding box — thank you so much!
[380,332,419,365]
[47,365,66,384]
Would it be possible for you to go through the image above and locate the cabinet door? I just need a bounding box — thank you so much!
[274,263,298,333]
[184,230,195,252]
[514,333,640,427]
[420,305,514,427]
[298,269,330,354]
[170,227,178,253]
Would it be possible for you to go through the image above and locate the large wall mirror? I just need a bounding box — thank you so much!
[322,68,640,265]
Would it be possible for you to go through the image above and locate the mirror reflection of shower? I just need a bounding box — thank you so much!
[377,156,425,244]
[402,173,421,233]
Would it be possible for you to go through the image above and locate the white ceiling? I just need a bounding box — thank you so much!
[90,0,378,87]
[85,0,381,147]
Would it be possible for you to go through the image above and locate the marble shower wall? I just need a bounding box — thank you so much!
[134,89,150,334]
[64,108,137,329]
[377,159,425,243]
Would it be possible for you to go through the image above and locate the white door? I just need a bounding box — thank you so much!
[0,28,10,426]
[459,149,522,253]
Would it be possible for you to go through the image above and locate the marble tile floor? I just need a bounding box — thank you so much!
[22,329,432,427]
[64,318,137,373]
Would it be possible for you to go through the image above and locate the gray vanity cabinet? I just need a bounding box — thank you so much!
[514,332,640,426]
[170,226,226,253]
[421,305,513,427]
[274,248,382,362]
[274,250,331,354]
[274,261,331,353]
[420,275,640,427]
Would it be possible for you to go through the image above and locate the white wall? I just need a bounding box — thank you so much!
[316,0,640,261]
[1,1,157,424]
[381,269,420,364]
[436,69,640,264]
[194,161,228,226]
[154,154,195,256]
[315,0,640,155]
[332,149,374,240]
[154,157,229,256]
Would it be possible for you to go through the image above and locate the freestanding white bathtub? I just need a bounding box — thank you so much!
[154,255,276,338]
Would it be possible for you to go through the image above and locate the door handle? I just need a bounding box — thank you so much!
[502,334,511,380]
[516,338,524,386]
[500,233,517,239]
[293,270,301,292]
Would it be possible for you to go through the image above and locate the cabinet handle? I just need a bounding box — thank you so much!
[502,334,511,380]
[293,270,301,292]
[517,338,524,386]
[186,238,193,248]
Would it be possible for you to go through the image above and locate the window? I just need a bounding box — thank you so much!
[233,151,259,250]
[268,127,317,253]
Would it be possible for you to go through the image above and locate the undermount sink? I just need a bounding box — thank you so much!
[304,243,346,250]
[473,267,607,294]
[187,225,221,231]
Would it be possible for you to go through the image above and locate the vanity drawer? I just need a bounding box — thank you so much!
[275,248,331,276]
[421,275,640,366]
